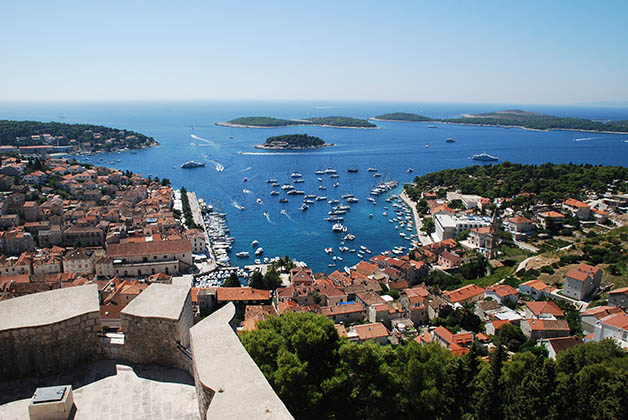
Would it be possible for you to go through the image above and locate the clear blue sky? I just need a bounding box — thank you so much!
[2,0,627,104]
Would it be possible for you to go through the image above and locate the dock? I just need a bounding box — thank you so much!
[399,190,433,246]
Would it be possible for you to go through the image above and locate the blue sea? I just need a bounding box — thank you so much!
[1,101,627,272]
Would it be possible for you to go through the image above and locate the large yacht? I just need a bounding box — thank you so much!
[471,152,499,161]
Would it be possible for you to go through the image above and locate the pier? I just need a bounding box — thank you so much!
[400,190,433,246]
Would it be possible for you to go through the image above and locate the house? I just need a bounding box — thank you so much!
[524,301,564,319]
[241,305,277,331]
[438,250,463,269]
[520,319,570,341]
[106,238,193,277]
[432,325,473,356]
[103,279,149,306]
[2,230,36,255]
[475,300,502,321]
[63,248,95,275]
[485,320,511,335]
[608,287,628,309]
[564,263,601,300]
[468,227,491,248]
[400,286,429,326]
[216,287,271,308]
[580,305,624,334]
[563,198,591,220]
[508,215,535,238]
[484,283,519,304]
[443,284,485,305]
[434,213,491,242]
[184,229,206,254]
[336,322,390,344]
[538,211,565,230]
[591,312,628,349]
[540,336,583,360]
[518,279,553,300]
[320,302,366,324]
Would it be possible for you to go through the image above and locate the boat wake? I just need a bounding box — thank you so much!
[232,200,245,210]
[207,160,224,171]
[280,209,296,224]
[191,134,219,148]
[574,137,603,142]
[241,166,252,172]
[264,212,276,225]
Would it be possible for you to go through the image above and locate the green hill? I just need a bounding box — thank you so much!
[372,112,432,122]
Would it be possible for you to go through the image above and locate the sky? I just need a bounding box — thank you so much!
[1,1,627,104]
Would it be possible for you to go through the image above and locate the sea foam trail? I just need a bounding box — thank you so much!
[207,160,224,171]
[574,137,603,142]
[231,200,245,210]
[264,212,276,225]
[191,134,219,148]
[280,209,296,224]
[241,166,252,172]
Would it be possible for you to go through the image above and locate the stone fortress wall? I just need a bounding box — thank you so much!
[0,281,293,420]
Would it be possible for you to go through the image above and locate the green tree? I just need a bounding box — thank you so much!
[223,272,241,287]
[263,267,282,290]
[248,271,265,289]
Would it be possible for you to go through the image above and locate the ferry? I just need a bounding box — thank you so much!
[445,137,456,143]
[236,252,249,258]
[181,161,205,168]
[471,152,499,161]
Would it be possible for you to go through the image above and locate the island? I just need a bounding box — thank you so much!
[370,112,432,122]
[254,134,333,150]
[217,115,377,129]
[0,120,159,153]
[371,109,628,133]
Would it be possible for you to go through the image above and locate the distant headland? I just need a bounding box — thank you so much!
[0,119,159,153]
[217,116,377,129]
[254,133,333,150]
[371,109,628,134]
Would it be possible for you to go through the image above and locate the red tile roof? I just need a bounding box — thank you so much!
[525,301,564,317]
[444,284,485,304]
[216,287,270,302]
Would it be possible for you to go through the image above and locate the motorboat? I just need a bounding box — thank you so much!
[471,152,499,161]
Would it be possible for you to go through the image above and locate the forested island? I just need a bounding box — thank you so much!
[217,115,377,128]
[405,162,628,203]
[255,133,332,150]
[371,109,628,133]
[0,120,158,151]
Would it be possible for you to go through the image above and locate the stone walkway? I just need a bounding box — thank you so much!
[0,361,200,420]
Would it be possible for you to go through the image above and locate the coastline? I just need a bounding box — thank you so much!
[253,143,335,150]
[368,118,628,135]
[216,121,378,130]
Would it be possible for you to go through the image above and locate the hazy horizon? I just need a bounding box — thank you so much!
[2,1,628,105]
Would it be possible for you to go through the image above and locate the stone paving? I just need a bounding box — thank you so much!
[0,360,200,420]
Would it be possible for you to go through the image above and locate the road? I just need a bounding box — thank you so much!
[400,191,433,246]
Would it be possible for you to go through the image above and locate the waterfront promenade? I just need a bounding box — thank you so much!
[186,191,216,273]
[400,190,433,246]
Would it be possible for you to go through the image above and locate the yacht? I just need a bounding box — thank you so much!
[332,223,344,232]
[181,161,205,169]
[367,168,377,172]
[236,252,249,258]
[294,179,304,183]
[344,234,355,241]
[316,196,327,201]
[472,152,499,161]
[266,179,277,183]
[373,173,382,177]
[315,170,325,175]
[255,247,264,256]
[291,172,302,178]
[270,191,279,195]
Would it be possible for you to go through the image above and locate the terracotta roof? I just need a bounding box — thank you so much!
[489,320,511,331]
[565,268,590,282]
[107,238,191,257]
[600,313,628,330]
[564,198,590,208]
[216,287,270,302]
[540,211,565,219]
[580,305,623,319]
[444,284,485,303]
[519,279,550,291]
[509,215,533,224]
[524,319,570,331]
[543,336,582,354]
[525,301,564,317]
[486,283,518,298]
[353,323,389,340]
[472,226,491,234]
[320,302,365,316]
[609,287,628,297]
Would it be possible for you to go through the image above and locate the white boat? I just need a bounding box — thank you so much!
[291,172,302,177]
[332,223,344,232]
[325,248,333,254]
[236,252,249,258]
[367,168,377,172]
[254,259,261,264]
[270,191,279,195]
[252,240,259,247]
[255,247,264,256]
[471,152,499,161]
[299,204,309,211]
[344,234,355,241]
[256,198,263,205]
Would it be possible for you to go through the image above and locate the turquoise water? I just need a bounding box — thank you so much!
[1,101,627,272]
